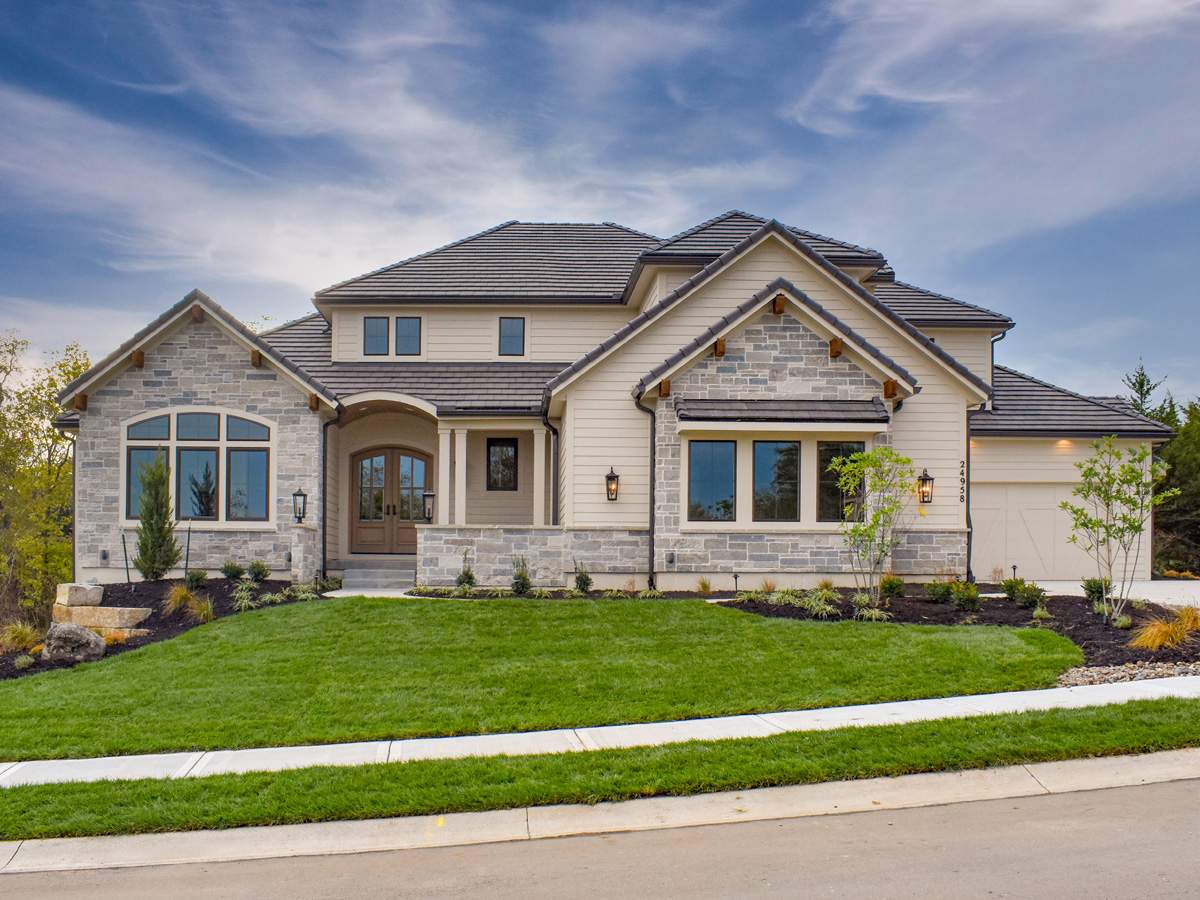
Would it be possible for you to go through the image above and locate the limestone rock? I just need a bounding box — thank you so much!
[55,583,104,607]
[42,622,106,664]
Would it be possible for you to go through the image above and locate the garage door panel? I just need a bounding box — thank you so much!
[971,483,1100,581]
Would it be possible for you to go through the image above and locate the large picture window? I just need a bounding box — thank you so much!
[123,409,274,525]
[486,437,518,491]
[688,441,736,522]
[817,441,865,522]
[753,441,801,522]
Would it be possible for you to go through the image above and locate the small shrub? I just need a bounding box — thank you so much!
[2,622,41,653]
[574,563,592,594]
[1113,614,1133,630]
[162,584,194,616]
[531,588,554,599]
[511,557,531,596]
[317,575,342,592]
[485,587,512,599]
[637,588,665,599]
[1092,599,1107,616]
[817,578,835,591]
[258,591,287,605]
[950,581,980,611]
[563,588,586,599]
[131,455,181,580]
[1001,577,1026,602]
[849,591,873,609]
[246,560,271,583]
[184,569,208,591]
[602,588,629,600]
[456,556,476,589]
[286,583,319,603]
[451,585,473,598]
[737,590,768,602]
[1031,605,1053,623]
[798,589,838,619]
[231,585,260,612]
[1081,577,1113,603]
[1176,605,1200,633]
[696,576,712,596]
[221,560,246,580]
[924,581,953,603]
[1128,617,1190,651]
[879,574,905,601]
[854,605,892,622]
[1014,582,1047,609]
[185,594,215,624]
[13,654,34,671]
[773,588,804,603]
[759,578,776,594]
[1131,599,1149,611]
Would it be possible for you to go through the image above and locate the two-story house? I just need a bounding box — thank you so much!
[56,211,1172,589]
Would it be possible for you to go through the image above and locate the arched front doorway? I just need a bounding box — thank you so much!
[350,447,430,554]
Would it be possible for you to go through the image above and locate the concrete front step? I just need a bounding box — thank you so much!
[342,572,416,590]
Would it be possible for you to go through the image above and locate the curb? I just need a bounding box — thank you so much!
[2,748,1198,874]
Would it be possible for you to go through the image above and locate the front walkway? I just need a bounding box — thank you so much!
[1035,580,1200,606]
[3,676,1198,789]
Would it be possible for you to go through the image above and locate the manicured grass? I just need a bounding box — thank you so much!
[2,698,1197,840]
[0,597,1081,760]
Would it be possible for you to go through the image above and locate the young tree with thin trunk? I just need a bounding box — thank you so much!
[132,456,181,581]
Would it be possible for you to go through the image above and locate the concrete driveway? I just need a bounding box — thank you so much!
[1037,579,1200,606]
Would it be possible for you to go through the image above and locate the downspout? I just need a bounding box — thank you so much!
[634,393,656,589]
[321,412,338,580]
[541,408,560,526]
[69,432,77,583]
[967,330,1007,583]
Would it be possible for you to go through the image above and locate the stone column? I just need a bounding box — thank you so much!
[454,429,468,525]
[437,428,452,525]
[532,426,547,527]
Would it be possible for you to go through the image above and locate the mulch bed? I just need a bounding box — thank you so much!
[0,577,291,681]
[722,584,1199,667]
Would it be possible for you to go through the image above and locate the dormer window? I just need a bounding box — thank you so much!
[499,317,525,357]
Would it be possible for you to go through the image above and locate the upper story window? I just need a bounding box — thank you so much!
[753,441,801,522]
[498,317,525,357]
[395,316,421,356]
[363,317,389,356]
[486,437,519,491]
[124,409,273,525]
[817,441,865,522]
[688,440,736,522]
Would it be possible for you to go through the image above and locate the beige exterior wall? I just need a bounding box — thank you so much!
[925,328,994,387]
[969,437,1148,483]
[558,235,980,531]
[464,429,552,525]
[330,305,632,363]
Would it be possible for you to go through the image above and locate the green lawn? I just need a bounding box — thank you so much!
[0,597,1081,760]
[3,698,1197,840]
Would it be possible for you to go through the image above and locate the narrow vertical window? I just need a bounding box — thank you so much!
[363,317,389,356]
[486,437,519,490]
[753,441,801,522]
[177,447,219,520]
[817,441,866,522]
[498,317,525,356]
[227,448,269,521]
[688,441,736,521]
[395,316,421,356]
[126,447,167,519]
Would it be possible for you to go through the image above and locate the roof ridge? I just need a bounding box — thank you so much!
[644,209,747,252]
[887,279,1013,323]
[602,221,661,241]
[314,220,520,297]
[784,224,882,259]
[257,311,325,337]
[647,208,885,260]
[994,364,1168,427]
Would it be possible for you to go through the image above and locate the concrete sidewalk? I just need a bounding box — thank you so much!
[2,747,1198,875]
[3,676,1199,789]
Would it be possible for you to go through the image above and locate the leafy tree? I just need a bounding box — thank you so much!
[132,456,181,580]
[0,332,89,626]
[827,446,916,606]
[1157,400,1200,573]
[1060,436,1178,623]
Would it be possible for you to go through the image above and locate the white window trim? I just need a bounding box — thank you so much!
[495,315,528,360]
[680,431,882,533]
[119,406,279,532]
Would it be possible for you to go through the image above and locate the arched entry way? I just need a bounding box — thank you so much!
[350,446,431,554]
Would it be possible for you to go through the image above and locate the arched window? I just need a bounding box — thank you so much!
[122,408,275,527]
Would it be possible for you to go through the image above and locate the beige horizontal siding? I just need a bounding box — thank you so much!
[970,437,1148,483]
[925,328,993,387]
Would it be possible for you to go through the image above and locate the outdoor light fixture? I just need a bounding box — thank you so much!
[917,469,935,504]
[423,490,436,523]
[292,488,308,523]
[605,467,620,501]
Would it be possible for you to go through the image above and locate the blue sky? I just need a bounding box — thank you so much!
[1,0,1198,399]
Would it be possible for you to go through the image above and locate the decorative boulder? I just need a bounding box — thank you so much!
[42,623,106,664]
[55,583,104,607]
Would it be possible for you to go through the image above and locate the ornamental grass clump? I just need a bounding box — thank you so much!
[637,588,664,600]
[230,582,259,612]
[1,621,41,653]
[1128,617,1191,651]
[185,594,214,624]
[695,576,711,596]
[797,588,839,620]
[162,584,194,617]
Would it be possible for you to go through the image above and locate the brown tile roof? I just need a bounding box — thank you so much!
[969,366,1174,439]
[676,398,890,423]
[872,281,1012,330]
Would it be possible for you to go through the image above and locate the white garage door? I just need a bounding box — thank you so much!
[971,483,1097,582]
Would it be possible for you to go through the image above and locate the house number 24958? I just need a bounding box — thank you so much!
[959,460,966,503]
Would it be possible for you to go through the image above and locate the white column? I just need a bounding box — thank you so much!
[454,428,468,525]
[532,427,547,527]
[437,429,452,525]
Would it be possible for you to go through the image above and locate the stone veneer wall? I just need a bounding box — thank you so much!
[74,318,324,583]
[651,313,965,580]
[417,527,649,587]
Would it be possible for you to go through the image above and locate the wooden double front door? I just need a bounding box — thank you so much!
[351,447,430,554]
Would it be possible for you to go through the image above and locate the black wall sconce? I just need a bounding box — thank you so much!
[605,467,620,501]
[292,488,308,523]
[917,469,935,504]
